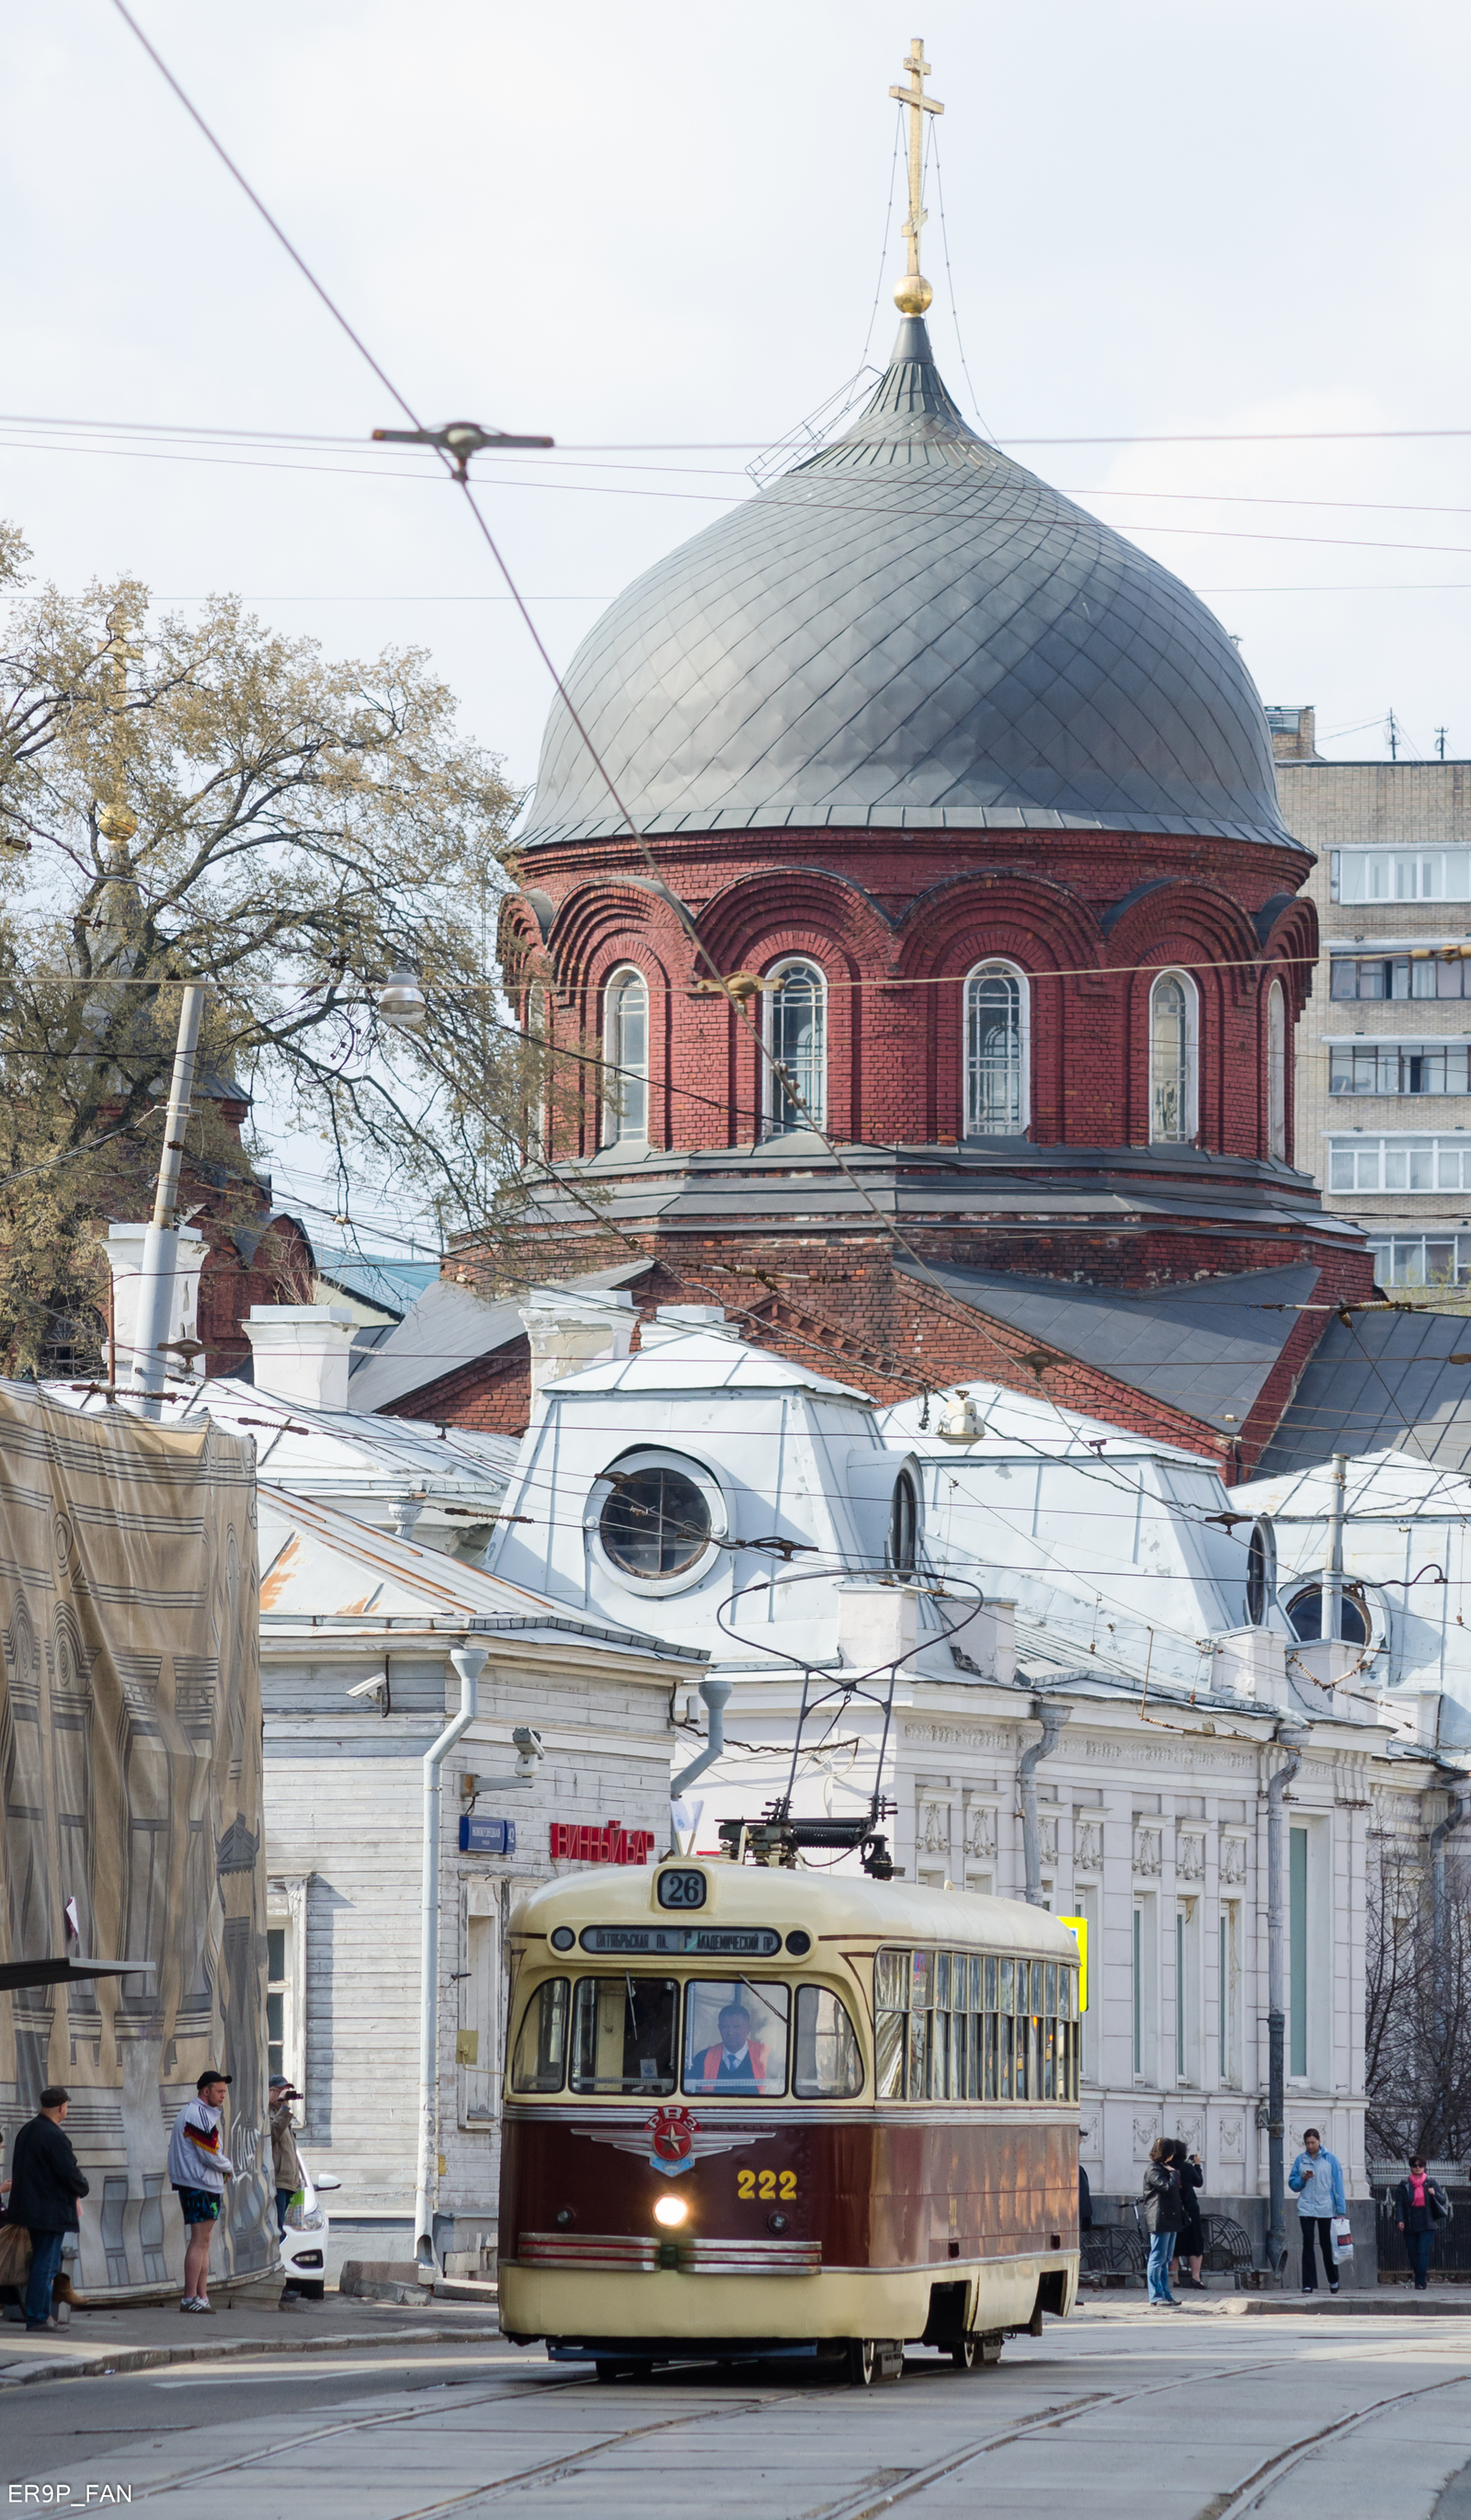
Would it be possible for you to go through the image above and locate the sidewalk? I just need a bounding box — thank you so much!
[0,2278,503,2390]
[1077,2284,1471,2318]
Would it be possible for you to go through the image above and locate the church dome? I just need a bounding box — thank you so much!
[519,319,1296,854]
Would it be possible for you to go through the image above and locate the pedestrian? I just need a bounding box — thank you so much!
[1170,2139,1206,2289]
[1078,2140,1093,2236]
[6,2086,88,2332]
[1287,2126,1346,2295]
[166,2069,234,2313]
[269,2077,305,2302]
[1395,2154,1449,2292]
[1141,2136,1183,2307]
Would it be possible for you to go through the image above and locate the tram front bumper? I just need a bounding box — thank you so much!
[499,2248,1077,2344]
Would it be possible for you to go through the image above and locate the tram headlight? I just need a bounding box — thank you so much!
[653,2195,689,2229]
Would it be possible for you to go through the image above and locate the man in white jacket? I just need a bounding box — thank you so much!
[166,2070,234,2312]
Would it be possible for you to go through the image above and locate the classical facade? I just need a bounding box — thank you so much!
[1270,706,1471,1304]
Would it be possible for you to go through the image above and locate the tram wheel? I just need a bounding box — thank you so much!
[952,2332,1002,2370]
[846,2338,904,2387]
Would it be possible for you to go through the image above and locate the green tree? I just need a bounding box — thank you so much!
[0,534,542,1373]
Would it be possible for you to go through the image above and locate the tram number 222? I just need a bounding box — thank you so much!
[737,2169,798,2202]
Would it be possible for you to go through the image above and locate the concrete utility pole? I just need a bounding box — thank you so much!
[1266,1720,1308,2277]
[131,985,205,1420]
[1019,1699,1069,1905]
[416,1638,488,2276]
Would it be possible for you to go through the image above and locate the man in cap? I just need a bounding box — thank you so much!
[166,2070,234,2312]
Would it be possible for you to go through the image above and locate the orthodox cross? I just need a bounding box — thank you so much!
[888,38,943,298]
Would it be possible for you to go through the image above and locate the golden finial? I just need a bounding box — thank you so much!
[888,37,944,316]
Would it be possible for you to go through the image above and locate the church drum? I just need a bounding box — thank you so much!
[497,1864,1079,2377]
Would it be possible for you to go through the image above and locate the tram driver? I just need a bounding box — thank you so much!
[693,2002,768,2093]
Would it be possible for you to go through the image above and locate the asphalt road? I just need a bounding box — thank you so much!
[6,2309,1471,2519]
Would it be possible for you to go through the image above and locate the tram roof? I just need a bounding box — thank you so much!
[508,1863,1079,1959]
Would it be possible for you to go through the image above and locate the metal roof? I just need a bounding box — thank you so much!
[520,317,1296,853]
[1254,1309,1471,1475]
[895,1256,1320,1427]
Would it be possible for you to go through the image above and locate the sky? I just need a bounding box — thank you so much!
[6,0,1471,1238]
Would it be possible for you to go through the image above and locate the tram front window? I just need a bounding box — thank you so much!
[683,1980,790,2095]
[793,1985,863,2097]
[569,1975,678,2095]
[511,1978,569,2092]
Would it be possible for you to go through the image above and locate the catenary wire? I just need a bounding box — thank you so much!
[96,6,1425,1564]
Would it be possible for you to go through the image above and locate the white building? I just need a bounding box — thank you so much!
[485,1301,1454,2251]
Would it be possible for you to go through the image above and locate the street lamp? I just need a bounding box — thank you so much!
[377,966,427,1030]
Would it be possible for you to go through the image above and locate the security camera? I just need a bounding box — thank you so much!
[346,1672,390,1715]
[511,1726,545,1777]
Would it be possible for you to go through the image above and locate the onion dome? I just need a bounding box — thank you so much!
[519,317,1294,854]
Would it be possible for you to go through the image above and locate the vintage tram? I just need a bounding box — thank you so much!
[498,1859,1079,2381]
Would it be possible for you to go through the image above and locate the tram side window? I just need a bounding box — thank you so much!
[874,1948,908,2099]
[569,1975,678,2095]
[793,1985,864,2096]
[683,1978,790,2095]
[511,1978,569,2093]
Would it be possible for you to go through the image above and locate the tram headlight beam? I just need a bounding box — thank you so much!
[653,2195,689,2228]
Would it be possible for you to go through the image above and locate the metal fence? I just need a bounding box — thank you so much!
[1083,2215,1255,2279]
[1373,2184,1471,2278]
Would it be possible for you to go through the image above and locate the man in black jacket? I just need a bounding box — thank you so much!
[9,2087,88,2331]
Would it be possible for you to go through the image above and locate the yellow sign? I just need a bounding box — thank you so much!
[455,2029,479,2066]
[1058,1915,1089,2013]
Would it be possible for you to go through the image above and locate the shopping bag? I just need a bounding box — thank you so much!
[1330,2214,1353,2263]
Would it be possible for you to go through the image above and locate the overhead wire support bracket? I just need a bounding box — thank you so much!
[371,418,553,480]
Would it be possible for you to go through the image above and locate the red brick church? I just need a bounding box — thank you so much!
[390,104,1401,1478]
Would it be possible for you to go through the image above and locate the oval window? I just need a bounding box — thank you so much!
[1286,1583,1369,1646]
[599,1464,712,1579]
[888,1471,918,1574]
[1246,1518,1276,1626]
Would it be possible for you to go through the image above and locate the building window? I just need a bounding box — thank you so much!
[1369,1232,1471,1290]
[887,1471,918,1573]
[1328,1133,1471,1193]
[1285,1581,1370,1647]
[1330,1043,1471,1097]
[525,982,549,1156]
[1149,972,1198,1144]
[1289,1824,1308,2079]
[266,1877,308,2109]
[1267,981,1288,1158]
[1176,1899,1200,2086]
[1219,1899,1242,2087]
[964,961,1028,1135]
[1331,952,1470,1001]
[1246,1518,1276,1626]
[602,967,648,1145]
[765,960,826,1134]
[1333,850,1471,905]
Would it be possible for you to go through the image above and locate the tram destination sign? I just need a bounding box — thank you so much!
[579,1925,783,1957]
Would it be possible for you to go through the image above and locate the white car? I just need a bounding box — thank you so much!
[279,2149,340,2299]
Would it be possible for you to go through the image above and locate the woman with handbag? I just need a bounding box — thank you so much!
[1141,2137,1184,2307]
[1395,2155,1449,2291]
[1170,2139,1207,2289]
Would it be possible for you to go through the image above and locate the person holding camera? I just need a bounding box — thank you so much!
[268,2077,304,2240]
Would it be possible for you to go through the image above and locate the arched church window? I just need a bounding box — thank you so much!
[1149,971,1198,1145]
[765,960,827,1134]
[602,967,648,1145]
[525,982,549,1157]
[964,961,1029,1135]
[1267,979,1288,1161]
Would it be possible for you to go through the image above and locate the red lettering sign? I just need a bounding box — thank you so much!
[549,1820,656,1866]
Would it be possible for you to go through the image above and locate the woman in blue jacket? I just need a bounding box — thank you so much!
[1287,2127,1346,2293]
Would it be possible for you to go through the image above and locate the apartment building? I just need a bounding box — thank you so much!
[1271,705,1471,1301]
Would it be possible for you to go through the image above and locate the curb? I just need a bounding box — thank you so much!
[0,2316,504,2393]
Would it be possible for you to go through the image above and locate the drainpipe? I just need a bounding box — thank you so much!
[1266,1719,1309,2279]
[1319,1453,1348,1645]
[1431,1785,1470,2040]
[671,1677,733,1797]
[1018,1699,1069,1907]
[415,1639,487,2278]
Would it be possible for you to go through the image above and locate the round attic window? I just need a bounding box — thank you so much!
[599,1464,713,1581]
